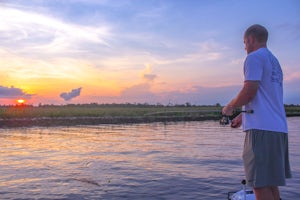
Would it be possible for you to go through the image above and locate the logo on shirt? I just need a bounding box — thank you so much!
[269,54,283,87]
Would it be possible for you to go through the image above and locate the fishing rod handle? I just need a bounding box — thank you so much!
[241,109,254,114]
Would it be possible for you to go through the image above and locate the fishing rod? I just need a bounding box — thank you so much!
[220,110,254,125]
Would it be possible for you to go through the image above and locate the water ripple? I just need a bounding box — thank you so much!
[0,118,299,199]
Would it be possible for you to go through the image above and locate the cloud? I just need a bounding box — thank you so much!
[119,83,158,103]
[155,85,241,105]
[151,40,226,66]
[277,22,300,40]
[116,82,241,105]
[140,64,157,82]
[0,86,33,98]
[60,87,82,101]
[143,74,157,81]
[0,6,111,56]
[284,78,300,104]
[121,83,152,97]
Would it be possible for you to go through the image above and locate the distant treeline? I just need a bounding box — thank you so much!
[6,102,222,108]
[2,102,299,107]
[0,103,300,119]
[0,103,299,128]
[285,104,300,117]
[0,103,223,127]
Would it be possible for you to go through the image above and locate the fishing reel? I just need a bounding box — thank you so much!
[220,115,231,125]
[219,109,254,125]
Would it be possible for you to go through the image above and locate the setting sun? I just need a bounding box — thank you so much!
[16,99,26,105]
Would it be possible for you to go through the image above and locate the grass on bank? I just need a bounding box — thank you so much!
[0,104,223,119]
[0,103,299,119]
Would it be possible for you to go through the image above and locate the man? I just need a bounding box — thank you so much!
[222,24,292,200]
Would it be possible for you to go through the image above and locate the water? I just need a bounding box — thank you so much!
[0,117,299,200]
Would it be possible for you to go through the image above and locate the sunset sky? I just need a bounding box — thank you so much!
[1,0,300,105]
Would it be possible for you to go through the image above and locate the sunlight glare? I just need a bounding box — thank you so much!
[16,99,26,104]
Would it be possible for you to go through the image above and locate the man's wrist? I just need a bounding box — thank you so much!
[227,104,235,111]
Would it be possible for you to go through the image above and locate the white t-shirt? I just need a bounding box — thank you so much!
[242,47,288,133]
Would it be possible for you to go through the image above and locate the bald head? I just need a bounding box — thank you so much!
[244,24,268,44]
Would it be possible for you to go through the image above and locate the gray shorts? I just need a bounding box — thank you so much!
[243,129,292,188]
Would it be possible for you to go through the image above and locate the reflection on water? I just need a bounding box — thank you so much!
[0,118,299,199]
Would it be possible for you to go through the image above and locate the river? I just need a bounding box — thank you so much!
[0,117,299,200]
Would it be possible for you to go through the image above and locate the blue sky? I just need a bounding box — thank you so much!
[0,0,300,105]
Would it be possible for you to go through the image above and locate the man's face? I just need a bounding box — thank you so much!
[244,35,255,54]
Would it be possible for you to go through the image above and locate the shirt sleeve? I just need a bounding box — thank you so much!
[244,53,263,81]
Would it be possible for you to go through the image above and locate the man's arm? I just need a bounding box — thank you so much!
[222,80,259,116]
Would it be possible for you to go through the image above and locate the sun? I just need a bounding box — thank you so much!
[16,99,26,105]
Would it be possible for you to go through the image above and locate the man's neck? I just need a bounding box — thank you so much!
[255,43,267,50]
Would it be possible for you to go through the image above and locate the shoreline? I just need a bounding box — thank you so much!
[0,115,220,128]
[1,115,299,128]
[1,104,299,128]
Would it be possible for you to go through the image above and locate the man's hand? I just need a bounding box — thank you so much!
[231,113,242,128]
[222,105,234,116]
